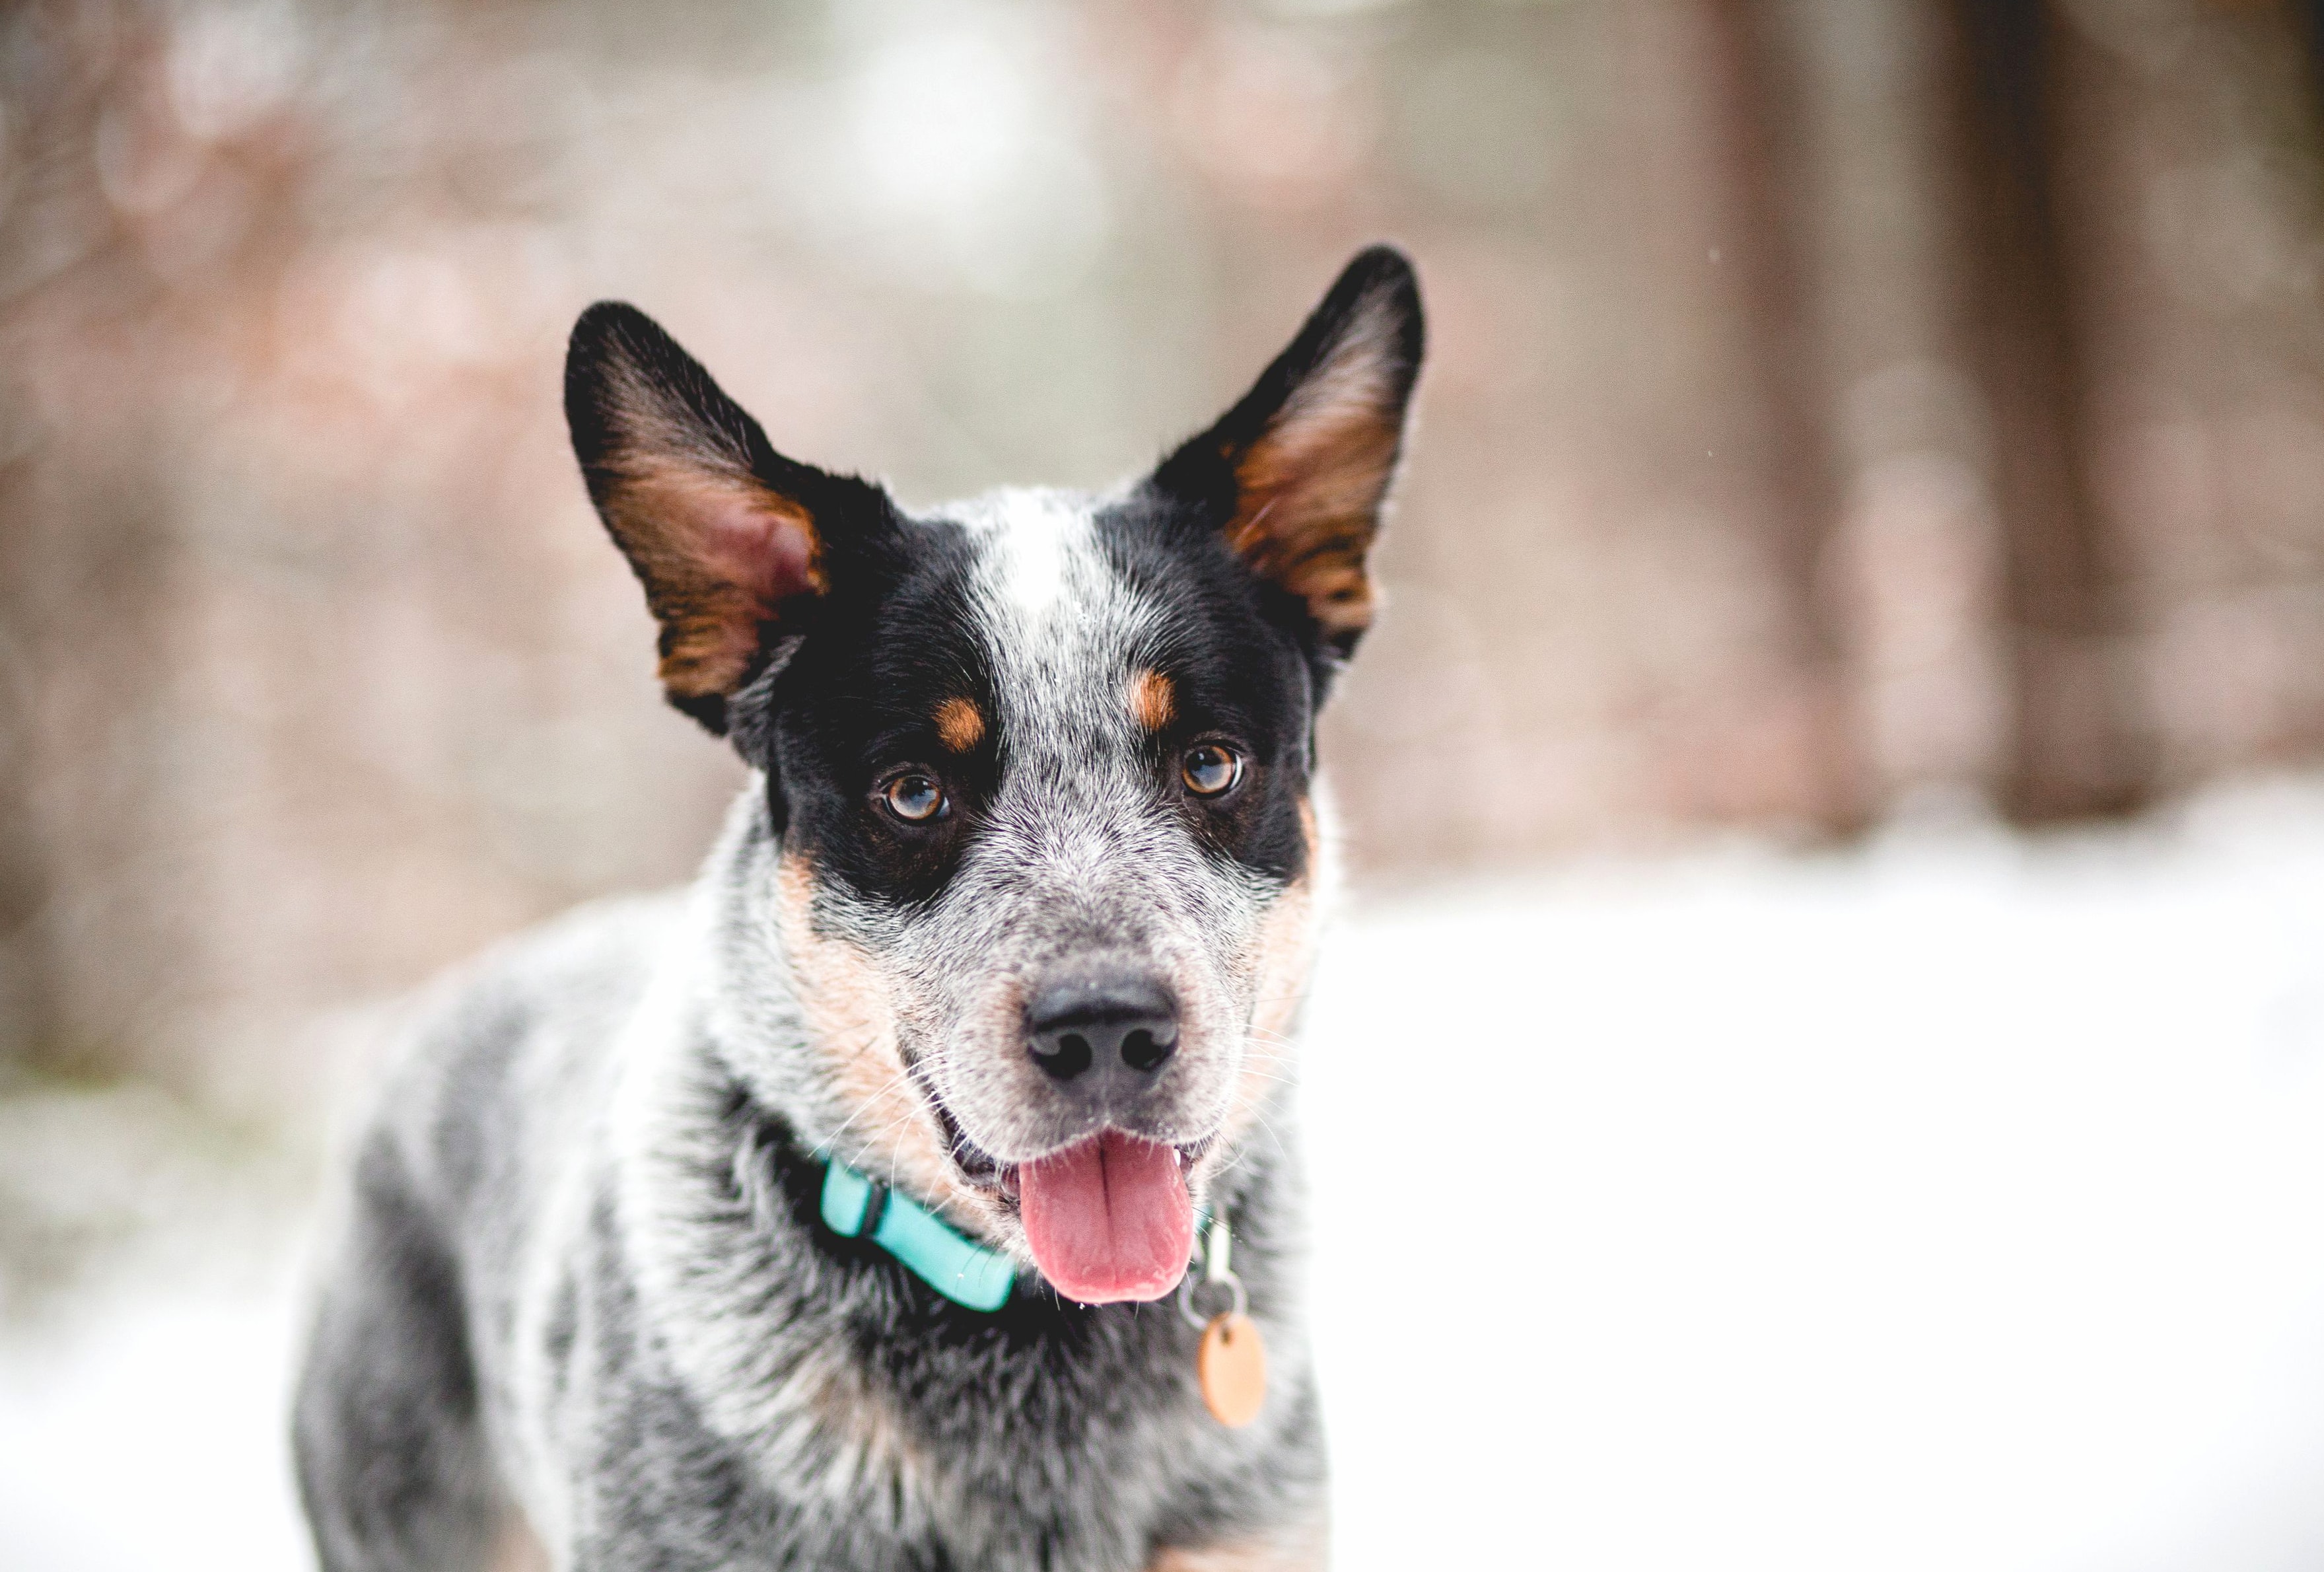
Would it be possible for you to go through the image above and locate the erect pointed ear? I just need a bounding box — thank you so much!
[1152,244,1425,659]
[565,302,888,735]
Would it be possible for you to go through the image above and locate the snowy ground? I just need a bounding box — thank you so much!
[11,780,2324,1570]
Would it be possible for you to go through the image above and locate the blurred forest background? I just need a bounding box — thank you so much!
[5,0,2324,1135]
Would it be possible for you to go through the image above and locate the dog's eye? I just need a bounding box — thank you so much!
[882,773,947,824]
[1181,744,1242,798]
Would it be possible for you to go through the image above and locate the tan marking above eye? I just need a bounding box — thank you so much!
[1127,668,1176,731]
[933,696,985,752]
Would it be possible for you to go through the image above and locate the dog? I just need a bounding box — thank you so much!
[292,244,1424,1572]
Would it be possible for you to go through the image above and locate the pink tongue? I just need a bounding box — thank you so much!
[1019,1131,1193,1304]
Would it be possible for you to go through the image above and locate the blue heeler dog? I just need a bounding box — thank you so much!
[293,245,1425,1571]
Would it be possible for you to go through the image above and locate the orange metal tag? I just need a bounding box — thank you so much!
[1197,1311,1267,1427]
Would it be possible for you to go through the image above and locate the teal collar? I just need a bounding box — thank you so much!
[820,1160,1016,1312]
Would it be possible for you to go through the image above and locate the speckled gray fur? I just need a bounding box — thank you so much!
[293,804,1321,1571]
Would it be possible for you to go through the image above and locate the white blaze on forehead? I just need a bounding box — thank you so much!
[954,487,1154,758]
[983,486,1078,618]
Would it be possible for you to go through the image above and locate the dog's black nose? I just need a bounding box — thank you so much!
[1025,970,1179,1092]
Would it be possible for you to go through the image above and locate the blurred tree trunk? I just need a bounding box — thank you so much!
[1945,0,2151,822]
[1696,0,1867,833]
[0,460,55,1077]
[2303,1,2324,102]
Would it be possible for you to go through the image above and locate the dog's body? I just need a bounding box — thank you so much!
[294,249,1423,1572]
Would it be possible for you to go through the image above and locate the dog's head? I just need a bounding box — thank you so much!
[567,248,1422,1303]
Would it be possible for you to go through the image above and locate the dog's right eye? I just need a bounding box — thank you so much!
[1181,744,1243,797]
[880,773,948,824]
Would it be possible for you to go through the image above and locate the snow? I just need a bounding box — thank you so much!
[13,780,2324,1570]
[0,1269,310,1572]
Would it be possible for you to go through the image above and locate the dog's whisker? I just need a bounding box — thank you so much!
[820,1063,923,1149]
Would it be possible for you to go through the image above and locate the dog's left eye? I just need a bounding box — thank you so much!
[881,773,948,824]
[1181,744,1243,797]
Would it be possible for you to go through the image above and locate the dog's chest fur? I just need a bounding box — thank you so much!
[403,875,1320,1571]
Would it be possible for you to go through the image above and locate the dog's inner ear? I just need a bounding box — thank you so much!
[1155,246,1425,658]
[565,301,847,734]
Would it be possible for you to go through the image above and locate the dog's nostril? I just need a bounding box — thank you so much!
[1119,1024,1176,1075]
[1032,1032,1094,1082]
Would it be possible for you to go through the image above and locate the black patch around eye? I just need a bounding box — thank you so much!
[1094,498,1318,888]
[754,520,1000,910]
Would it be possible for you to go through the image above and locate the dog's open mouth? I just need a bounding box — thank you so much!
[929,1098,1211,1304]
[930,1098,1215,1199]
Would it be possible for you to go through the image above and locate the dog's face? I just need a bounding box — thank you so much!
[567,249,1422,1302]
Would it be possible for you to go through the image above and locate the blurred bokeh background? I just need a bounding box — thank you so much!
[9,1,2324,1568]
[11,0,2324,1116]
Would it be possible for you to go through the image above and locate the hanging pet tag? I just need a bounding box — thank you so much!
[1181,1215,1267,1427]
[1197,1309,1267,1428]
